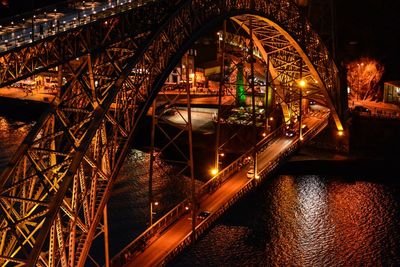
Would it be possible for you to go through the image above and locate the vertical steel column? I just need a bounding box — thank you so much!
[249,17,257,178]
[31,0,34,42]
[149,100,156,226]
[185,53,196,242]
[299,6,305,140]
[215,20,226,174]
[299,72,303,139]
[103,205,110,267]
[265,54,270,132]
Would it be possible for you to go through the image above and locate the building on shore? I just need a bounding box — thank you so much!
[383,81,400,105]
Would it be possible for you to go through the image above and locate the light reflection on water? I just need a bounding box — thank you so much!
[0,116,33,169]
[170,175,400,266]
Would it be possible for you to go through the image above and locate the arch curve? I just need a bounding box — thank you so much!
[134,0,343,132]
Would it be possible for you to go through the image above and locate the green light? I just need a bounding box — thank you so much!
[236,64,246,106]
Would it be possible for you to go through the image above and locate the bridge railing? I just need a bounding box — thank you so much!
[196,123,286,199]
[158,119,334,266]
[159,178,256,266]
[110,124,286,266]
[158,117,330,266]
[110,197,191,266]
[111,117,329,266]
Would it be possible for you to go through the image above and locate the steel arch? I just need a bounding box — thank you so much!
[0,0,343,265]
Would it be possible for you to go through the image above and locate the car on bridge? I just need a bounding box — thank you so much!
[197,211,211,220]
[284,128,296,138]
[301,124,309,133]
[247,168,259,179]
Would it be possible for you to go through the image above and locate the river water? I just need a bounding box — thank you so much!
[170,174,400,266]
[1,108,399,266]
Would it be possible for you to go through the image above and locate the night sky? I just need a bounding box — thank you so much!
[1,0,399,80]
[336,0,400,81]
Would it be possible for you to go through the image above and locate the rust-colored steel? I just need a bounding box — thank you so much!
[0,0,343,266]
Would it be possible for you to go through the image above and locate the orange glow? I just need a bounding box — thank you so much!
[154,201,159,206]
[211,168,218,175]
[338,131,344,136]
[299,79,306,88]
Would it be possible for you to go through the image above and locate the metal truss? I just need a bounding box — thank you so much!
[0,0,343,266]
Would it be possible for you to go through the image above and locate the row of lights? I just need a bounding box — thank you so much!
[0,0,145,48]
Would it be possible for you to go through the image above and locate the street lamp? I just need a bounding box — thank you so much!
[150,201,159,226]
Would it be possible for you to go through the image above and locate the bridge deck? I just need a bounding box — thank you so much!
[116,115,327,267]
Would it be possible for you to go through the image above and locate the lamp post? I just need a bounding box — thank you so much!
[31,0,34,42]
[150,201,158,226]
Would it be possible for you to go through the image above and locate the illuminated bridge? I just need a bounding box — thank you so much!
[0,0,344,266]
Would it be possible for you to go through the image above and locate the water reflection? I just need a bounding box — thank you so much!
[0,116,33,169]
[171,175,400,266]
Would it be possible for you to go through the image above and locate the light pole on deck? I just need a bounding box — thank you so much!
[150,201,158,226]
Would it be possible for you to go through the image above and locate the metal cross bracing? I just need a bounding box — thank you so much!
[0,0,343,266]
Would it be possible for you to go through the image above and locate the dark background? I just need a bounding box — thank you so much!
[1,0,399,80]
[336,0,400,81]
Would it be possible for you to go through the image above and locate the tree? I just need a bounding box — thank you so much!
[346,57,384,101]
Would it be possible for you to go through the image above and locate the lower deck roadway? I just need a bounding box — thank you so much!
[125,133,296,267]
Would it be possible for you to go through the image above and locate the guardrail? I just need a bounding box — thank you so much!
[159,120,332,266]
[196,124,286,199]
[110,198,191,266]
[158,118,330,266]
[159,179,255,266]
[111,118,329,266]
[110,124,285,266]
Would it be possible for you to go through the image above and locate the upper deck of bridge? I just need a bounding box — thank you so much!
[0,0,154,53]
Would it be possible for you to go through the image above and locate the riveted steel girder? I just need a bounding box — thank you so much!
[0,0,343,266]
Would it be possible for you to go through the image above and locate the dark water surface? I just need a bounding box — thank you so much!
[0,113,34,169]
[170,174,400,267]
